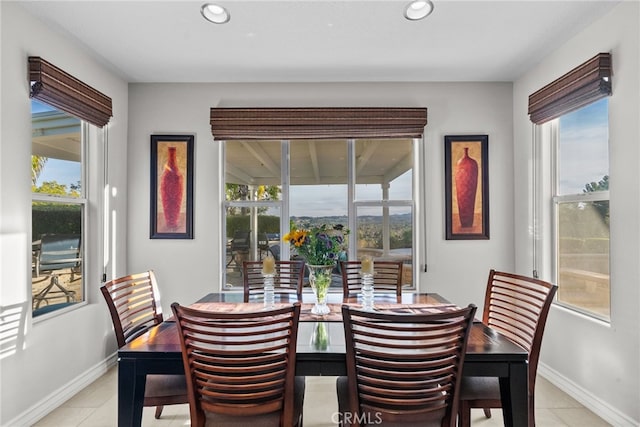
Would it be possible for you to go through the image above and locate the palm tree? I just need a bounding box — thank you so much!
[31,155,48,186]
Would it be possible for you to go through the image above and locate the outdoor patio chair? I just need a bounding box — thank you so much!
[32,234,81,310]
[226,230,250,268]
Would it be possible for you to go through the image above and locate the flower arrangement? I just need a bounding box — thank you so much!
[283,223,348,266]
[284,223,348,315]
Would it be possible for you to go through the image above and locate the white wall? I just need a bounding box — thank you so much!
[127,82,514,315]
[0,3,129,425]
[513,2,640,425]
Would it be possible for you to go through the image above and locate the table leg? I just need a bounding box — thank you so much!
[499,361,528,427]
[118,357,146,427]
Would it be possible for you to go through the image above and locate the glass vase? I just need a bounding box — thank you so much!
[306,263,334,315]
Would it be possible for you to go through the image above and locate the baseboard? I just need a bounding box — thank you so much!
[3,353,117,427]
[538,362,639,427]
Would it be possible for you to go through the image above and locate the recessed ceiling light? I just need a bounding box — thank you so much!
[201,3,230,24]
[404,0,434,21]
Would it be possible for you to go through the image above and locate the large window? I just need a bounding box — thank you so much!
[551,98,610,320]
[31,100,86,316]
[223,138,416,290]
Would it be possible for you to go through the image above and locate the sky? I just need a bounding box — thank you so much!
[558,98,609,195]
[32,100,81,188]
[289,170,412,217]
[36,159,81,188]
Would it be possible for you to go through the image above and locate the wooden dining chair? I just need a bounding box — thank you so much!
[242,260,305,302]
[457,269,558,427]
[339,260,404,300]
[337,303,477,427]
[171,301,305,427]
[100,270,188,419]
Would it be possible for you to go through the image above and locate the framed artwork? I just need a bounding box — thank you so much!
[150,134,194,239]
[444,135,489,240]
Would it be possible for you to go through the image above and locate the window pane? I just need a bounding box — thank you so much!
[356,205,413,287]
[224,139,283,288]
[32,100,82,197]
[355,139,412,200]
[225,207,281,288]
[557,200,610,318]
[31,202,83,314]
[223,138,417,292]
[225,139,281,201]
[31,99,85,317]
[558,98,609,195]
[290,140,347,217]
[553,98,610,320]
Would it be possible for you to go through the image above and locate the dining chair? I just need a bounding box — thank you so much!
[457,269,558,427]
[171,301,305,427]
[100,270,188,419]
[337,303,477,427]
[339,260,404,301]
[242,260,305,302]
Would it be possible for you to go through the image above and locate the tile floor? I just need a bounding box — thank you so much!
[34,366,612,426]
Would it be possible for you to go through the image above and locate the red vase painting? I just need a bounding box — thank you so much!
[160,147,184,230]
[455,147,478,228]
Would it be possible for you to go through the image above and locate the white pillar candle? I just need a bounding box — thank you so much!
[361,255,374,274]
[262,254,276,275]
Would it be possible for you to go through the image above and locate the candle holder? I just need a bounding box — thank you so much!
[262,272,275,308]
[360,271,374,311]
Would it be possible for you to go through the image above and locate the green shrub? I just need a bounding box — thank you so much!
[32,203,82,239]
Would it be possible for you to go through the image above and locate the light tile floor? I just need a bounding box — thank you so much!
[34,366,612,426]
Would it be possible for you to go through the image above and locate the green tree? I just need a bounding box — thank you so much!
[33,181,72,196]
[584,175,609,226]
[225,183,281,215]
[584,175,608,193]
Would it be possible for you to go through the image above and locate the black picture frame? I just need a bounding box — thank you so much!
[444,135,489,240]
[150,134,194,239]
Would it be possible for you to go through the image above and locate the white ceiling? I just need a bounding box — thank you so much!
[18,0,619,83]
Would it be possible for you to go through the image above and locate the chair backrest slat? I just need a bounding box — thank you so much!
[38,234,82,272]
[342,304,476,427]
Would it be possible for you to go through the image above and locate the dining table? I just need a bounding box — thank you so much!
[117,292,529,427]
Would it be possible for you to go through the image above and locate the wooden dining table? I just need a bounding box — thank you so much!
[117,292,529,427]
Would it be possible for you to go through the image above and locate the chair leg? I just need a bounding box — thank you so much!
[529,393,535,427]
[154,405,164,419]
[483,408,492,418]
[458,401,471,427]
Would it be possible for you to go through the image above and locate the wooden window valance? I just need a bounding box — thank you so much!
[528,52,612,124]
[210,107,428,140]
[29,56,113,128]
